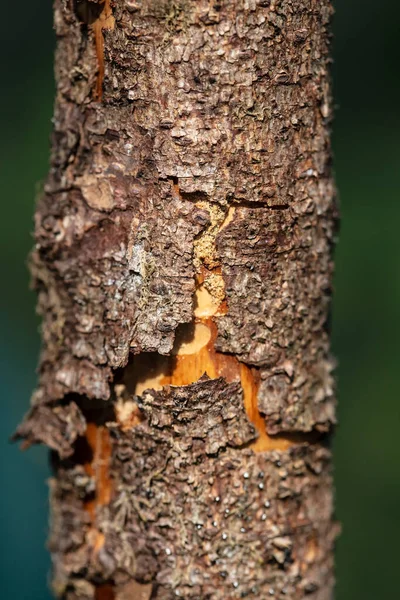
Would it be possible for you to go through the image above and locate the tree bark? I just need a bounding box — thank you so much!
[17,1,338,598]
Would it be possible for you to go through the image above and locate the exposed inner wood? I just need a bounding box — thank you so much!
[20,1,336,594]
[91,0,115,100]
[121,274,295,452]
[239,363,293,452]
[115,192,299,451]
[82,192,299,565]
[95,584,115,600]
[84,421,112,554]
[193,283,220,317]
[173,321,212,356]
[219,205,236,231]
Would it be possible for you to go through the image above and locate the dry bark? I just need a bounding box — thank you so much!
[17,1,338,598]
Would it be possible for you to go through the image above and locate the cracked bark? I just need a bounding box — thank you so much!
[16,1,338,598]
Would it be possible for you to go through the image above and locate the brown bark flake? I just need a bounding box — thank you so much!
[19,1,337,598]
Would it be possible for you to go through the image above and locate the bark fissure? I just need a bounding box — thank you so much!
[74,0,115,99]
[19,1,338,598]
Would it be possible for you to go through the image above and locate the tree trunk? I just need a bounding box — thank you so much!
[16,1,338,598]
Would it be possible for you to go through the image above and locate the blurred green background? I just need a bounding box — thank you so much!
[1,1,399,598]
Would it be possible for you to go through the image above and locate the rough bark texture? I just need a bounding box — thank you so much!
[17,1,338,598]
[50,382,335,599]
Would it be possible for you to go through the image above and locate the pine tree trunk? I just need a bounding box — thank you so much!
[16,1,338,598]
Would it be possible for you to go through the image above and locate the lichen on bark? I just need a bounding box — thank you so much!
[18,1,338,598]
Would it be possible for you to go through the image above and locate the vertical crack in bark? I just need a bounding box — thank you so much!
[191,193,301,451]
[119,185,313,453]
[84,422,112,555]
[92,0,114,100]
[74,0,114,99]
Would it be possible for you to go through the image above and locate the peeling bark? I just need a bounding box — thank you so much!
[19,1,338,598]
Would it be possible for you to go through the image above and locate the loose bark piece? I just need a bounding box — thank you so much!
[19,1,338,598]
[14,401,86,458]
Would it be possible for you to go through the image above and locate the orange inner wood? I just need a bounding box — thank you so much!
[95,584,115,600]
[124,274,294,452]
[92,0,114,100]
[83,193,294,565]
[84,422,112,554]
